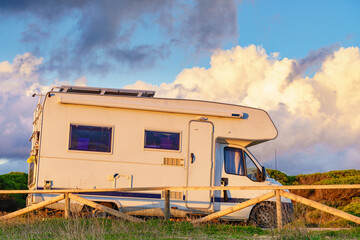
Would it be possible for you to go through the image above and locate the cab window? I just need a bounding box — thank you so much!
[245,152,258,181]
[224,147,245,175]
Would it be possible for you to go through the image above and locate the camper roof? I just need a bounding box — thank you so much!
[46,85,278,143]
[56,85,155,98]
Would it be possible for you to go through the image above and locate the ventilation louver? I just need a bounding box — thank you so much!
[163,157,184,166]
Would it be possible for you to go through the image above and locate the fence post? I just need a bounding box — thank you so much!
[64,192,70,219]
[275,190,282,229]
[164,190,170,220]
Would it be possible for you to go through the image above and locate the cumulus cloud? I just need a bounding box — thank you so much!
[0,0,238,76]
[2,45,358,175]
[0,53,43,165]
[0,53,88,173]
[125,45,360,175]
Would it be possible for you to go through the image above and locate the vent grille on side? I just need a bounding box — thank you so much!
[163,157,184,166]
[161,191,183,200]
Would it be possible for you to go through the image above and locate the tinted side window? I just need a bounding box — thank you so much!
[69,125,112,152]
[144,130,180,150]
[224,147,245,175]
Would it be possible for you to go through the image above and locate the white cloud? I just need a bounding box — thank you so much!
[0,53,43,96]
[0,53,88,174]
[123,80,155,91]
[2,46,359,175]
[0,61,13,73]
[125,45,360,174]
[0,158,8,165]
[74,76,88,86]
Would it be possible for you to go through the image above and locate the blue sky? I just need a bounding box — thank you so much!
[1,0,358,86]
[237,1,359,57]
[0,0,360,175]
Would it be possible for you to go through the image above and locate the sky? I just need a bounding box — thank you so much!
[0,0,359,175]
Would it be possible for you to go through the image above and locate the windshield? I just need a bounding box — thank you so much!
[245,147,262,169]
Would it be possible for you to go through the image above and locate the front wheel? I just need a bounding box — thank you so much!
[249,203,277,228]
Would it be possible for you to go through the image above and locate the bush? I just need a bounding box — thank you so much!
[266,169,297,185]
[0,172,28,211]
[340,202,360,217]
[314,175,360,185]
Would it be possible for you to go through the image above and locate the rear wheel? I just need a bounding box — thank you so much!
[249,204,277,228]
[92,209,107,218]
[80,202,117,218]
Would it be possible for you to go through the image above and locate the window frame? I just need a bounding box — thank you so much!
[223,147,246,176]
[68,124,114,154]
[143,129,182,152]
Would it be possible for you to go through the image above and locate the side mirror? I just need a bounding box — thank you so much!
[257,166,266,182]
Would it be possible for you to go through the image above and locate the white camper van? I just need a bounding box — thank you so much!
[27,85,293,227]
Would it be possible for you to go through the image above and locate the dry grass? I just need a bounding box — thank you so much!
[290,201,360,228]
[0,213,265,240]
[0,212,359,240]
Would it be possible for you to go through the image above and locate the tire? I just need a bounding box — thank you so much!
[92,209,107,218]
[249,203,277,228]
[80,204,111,218]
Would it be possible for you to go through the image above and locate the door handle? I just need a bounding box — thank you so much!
[190,153,195,164]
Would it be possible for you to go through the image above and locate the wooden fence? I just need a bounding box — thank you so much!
[1,184,360,229]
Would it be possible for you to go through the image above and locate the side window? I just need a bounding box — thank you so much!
[245,152,259,181]
[69,125,112,152]
[224,147,245,175]
[144,130,180,150]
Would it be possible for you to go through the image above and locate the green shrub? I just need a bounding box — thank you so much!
[313,175,360,185]
[266,169,297,185]
[340,202,360,217]
[0,172,28,211]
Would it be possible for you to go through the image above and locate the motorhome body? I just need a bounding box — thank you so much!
[27,86,292,226]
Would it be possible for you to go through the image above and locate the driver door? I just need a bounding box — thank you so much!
[219,146,268,219]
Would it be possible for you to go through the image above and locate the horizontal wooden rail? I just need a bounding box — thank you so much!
[1,184,360,194]
[0,194,65,221]
[1,185,359,226]
[68,193,143,223]
[280,190,360,225]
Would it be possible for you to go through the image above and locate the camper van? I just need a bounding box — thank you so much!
[27,85,293,227]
